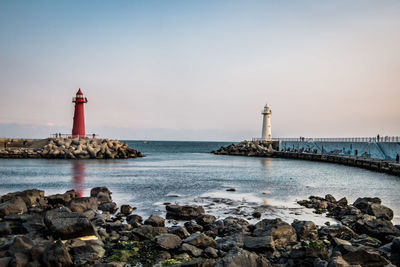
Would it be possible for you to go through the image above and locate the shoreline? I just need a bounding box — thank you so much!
[0,187,399,266]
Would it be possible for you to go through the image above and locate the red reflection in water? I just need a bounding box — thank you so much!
[72,161,85,197]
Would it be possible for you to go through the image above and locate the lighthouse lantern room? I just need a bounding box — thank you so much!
[72,88,88,138]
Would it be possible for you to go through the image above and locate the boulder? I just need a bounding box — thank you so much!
[243,235,275,252]
[214,248,272,267]
[69,241,105,266]
[0,197,27,217]
[254,218,297,247]
[319,225,358,240]
[44,208,96,239]
[69,197,98,213]
[181,243,203,257]
[98,202,118,213]
[169,226,190,239]
[204,247,218,258]
[0,189,44,208]
[42,240,73,267]
[144,214,165,227]
[90,187,112,203]
[155,233,182,250]
[217,232,245,251]
[127,214,143,228]
[342,246,390,266]
[166,204,205,220]
[353,197,381,212]
[47,190,78,206]
[196,214,216,226]
[366,203,394,221]
[354,216,400,242]
[184,221,203,234]
[291,220,318,241]
[183,233,217,248]
[120,205,134,215]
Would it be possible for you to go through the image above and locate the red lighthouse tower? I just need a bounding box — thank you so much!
[72,88,88,138]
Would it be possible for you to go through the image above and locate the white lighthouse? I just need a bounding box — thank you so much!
[261,104,272,141]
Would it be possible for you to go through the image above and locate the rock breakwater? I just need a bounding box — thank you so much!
[0,138,143,159]
[0,187,399,266]
[212,140,278,157]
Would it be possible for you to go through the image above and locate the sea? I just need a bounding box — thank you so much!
[0,140,399,225]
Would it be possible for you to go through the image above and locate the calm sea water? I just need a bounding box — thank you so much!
[0,141,399,224]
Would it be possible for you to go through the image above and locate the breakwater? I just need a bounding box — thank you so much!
[0,138,143,159]
[0,187,399,266]
[213,141,400,177]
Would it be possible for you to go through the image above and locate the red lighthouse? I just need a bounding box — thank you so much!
[72,88,88,138]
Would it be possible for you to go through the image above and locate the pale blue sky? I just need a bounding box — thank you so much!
[1,0,399,140]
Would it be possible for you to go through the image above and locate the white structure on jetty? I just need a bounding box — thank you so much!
[261,104,272,141]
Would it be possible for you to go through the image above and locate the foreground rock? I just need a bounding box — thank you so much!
[0,188,399,266]
[0,138,143,159]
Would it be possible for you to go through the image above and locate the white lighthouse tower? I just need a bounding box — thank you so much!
[261,104,272,141]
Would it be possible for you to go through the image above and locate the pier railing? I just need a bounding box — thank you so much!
[253,136,400,143]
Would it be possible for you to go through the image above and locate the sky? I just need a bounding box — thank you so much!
[0,0,399,141]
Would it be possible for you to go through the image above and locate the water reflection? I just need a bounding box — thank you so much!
[72,161,85,197]
[260,158,272,174]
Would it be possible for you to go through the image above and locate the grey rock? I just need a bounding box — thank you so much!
[0,197,27,217]
[166,204,205,220]
[204,247,218,258]
[214,248,272,267]
[342,246,390,266]
[68,197,98,213]
[243,235,275,252]
[120,204,134,215]
[196,214,216,226]
[169,226,190,239]
[46,190,78,206]
[144,214,165,227]
[155,233,182,250]
[98,202,118,213]
[184,221,203,234]
[44,208,96,239]
[254,218,297,247]
[42,240,73,267]
[291,220,318,241]
[183,233,217,248]
[181,243,203,257]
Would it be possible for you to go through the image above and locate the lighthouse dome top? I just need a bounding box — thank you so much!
[76,88,83,95]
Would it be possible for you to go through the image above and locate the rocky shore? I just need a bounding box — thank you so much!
[211,141,278,157]
[0,187,399,266]
[0,138,143,159]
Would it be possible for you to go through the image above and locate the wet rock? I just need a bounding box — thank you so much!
[127,214,143,228]
[46,190,77,206]
[166,204,205,220]
[243,235,275,252]
[354,216,400,242]
[214,248,272,267]
[196,214,216,226]
[0,197,27,217]
[226,188,236,192]
[98,202,118,213]
[353,197,381,212]
[0,189,45,208]
[144,214,165,227]
[252,212,262,219]
[133,225,168,240]
[169,226,190,239]
[0,221,12,236]
[44,208,96,239]
[90,187,112,203]
[183,233,217,248]
[120,204,134,215]
[217,232,245,251]
[319,225,358,240]
[366,203,394,221]
[156,233,182,250]
[8,235,35,255]
[254,218,297,248]
[337,197,348,207]
[327,255,360,267]
[391,237,400,266]
[106,223,132,232]
[291,220,318,241]
[204,247,218,258]
[342,246,390,266]
[325,194,337,203]
[181,243,203,257]
[185,221,204,234]
[69,241,105,266]
[42,239,73,267]
[69,197,98,213]
[210,217,250,236]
